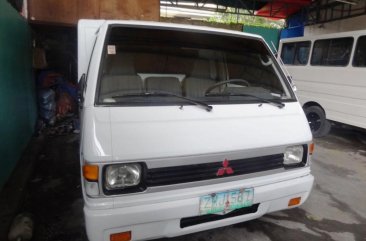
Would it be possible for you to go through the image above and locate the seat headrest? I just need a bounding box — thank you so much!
[190,59,213,79]
[104,53,135,75]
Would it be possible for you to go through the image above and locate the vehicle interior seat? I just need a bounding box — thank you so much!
[183,58,217,98]
[100,53,143,96]
[145,77,182,95]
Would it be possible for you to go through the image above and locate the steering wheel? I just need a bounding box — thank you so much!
[204,79,250,95]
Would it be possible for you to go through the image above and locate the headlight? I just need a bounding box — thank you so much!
[105,163,141,189]
[284,145,304,165]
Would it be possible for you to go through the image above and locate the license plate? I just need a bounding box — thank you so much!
[199,188,254,215]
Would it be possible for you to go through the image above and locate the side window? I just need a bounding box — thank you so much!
[311,39,328,65]
[353,36,366,67]
[281,43,296,65]
[311,37,353,66]
[294,41,311,65]
[281,41,310,65]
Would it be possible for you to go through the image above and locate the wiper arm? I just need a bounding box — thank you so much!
[112,91,213,112]
[206,92,285,109]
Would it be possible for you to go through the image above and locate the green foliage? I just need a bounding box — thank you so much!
[207,8,284,29]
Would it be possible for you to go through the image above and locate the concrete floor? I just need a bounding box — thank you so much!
[20,127,366,241]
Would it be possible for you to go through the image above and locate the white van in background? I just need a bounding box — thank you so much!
[78,20,314,241]
[278,30,366,137]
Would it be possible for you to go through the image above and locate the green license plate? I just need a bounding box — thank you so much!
[199,188,254,215]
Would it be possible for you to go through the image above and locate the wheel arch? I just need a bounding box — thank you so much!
[303,102,331,137]
[303,101,326,117]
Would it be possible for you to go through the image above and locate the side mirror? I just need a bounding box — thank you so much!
[287,75,297,91]
[79,73,86,107]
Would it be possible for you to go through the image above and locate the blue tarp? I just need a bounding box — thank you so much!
[280,13,305,39]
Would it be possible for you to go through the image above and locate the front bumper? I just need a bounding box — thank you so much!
[84,172,314,241]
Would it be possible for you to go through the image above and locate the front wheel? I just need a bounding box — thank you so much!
[304,106,331,138]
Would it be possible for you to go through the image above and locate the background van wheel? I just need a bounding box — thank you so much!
[304,106,331,138]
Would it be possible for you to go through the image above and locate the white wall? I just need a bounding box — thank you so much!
[305,15,366,36]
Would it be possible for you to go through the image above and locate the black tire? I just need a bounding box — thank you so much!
[304,106,331,138]
[356,132,366,145]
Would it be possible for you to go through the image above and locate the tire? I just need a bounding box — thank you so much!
[304,106,331,138]
[356,132,366,145]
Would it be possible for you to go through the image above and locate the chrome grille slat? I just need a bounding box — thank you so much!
[146,154,284,186]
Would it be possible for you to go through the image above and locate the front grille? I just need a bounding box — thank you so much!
[180,203,260,228]
[146,154,284,186]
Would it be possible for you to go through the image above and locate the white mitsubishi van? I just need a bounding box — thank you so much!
[78,20,314,241]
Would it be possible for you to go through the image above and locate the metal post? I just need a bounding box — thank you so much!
[316,0,321,24]
[330,5,334,20]
[270,0,273,17]
[341,3,344,18]
[348,4,352,17]
[324,0,328,22]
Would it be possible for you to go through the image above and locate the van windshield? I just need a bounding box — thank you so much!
[96,25,295,106]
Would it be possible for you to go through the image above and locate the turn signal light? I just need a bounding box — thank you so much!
[110,231,131,241]
[309,143,315,155]
[288,197,301,207]
[83,164,99,181]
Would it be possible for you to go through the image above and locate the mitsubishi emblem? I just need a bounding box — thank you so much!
[216,159,234,176]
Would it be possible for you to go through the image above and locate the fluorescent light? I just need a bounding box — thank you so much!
[334,0,358,5]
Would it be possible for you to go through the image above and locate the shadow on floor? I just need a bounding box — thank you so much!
[22,134,86,241]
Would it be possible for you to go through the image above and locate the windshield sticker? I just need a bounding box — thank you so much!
[107,45,116,55]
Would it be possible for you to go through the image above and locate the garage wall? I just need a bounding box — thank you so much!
[28,0,160,25]
[305,15,366,36]
[0,0,36,189]
[243,26,280,53]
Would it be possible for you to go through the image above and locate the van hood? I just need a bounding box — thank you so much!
[82,103,312,163]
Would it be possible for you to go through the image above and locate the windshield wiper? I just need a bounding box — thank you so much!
[205,92,285,109]
[112,91,213,112]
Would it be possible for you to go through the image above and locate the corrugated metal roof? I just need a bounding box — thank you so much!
[162,0,313,19]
